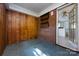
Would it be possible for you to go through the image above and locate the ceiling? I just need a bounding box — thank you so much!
[8,3,64,17]
[14,3,53,14]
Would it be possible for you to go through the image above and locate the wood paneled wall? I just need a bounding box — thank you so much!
[26,16,38,39]
[0,3,56,55]
[0,4,6,55]
[39,9,56,44]
[7,11,20,44]
[49,9,56,43]
[7,10,38,45]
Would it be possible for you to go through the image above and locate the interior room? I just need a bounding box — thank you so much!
[0,3,79,56]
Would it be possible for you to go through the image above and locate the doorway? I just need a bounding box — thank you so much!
[56,4,78,51]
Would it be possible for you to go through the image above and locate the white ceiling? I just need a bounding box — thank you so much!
[14,3,53,13]
[8,3,64,17]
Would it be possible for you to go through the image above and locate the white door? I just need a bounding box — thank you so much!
[56,4,78,51]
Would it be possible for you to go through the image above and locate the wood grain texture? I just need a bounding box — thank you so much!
[20,13,28,41]
[26,16,38,39]
[0,3,6,55]
[39,9,56,44]
[49,9,56,43]
[7,10,38,45]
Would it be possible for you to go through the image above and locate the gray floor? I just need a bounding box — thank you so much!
[3,39,79,56]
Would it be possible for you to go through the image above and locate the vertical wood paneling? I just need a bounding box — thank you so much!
[39,9,56,44]
[7,11,12,44]
[0,3,6,55]
[26,16,38,39]
[7,11,20,44]
[20,13,28,41]
[7,10,38,45]
[49,9,56,43]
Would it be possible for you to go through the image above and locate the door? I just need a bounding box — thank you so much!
[69,6,77,44]
[56,4,78,51]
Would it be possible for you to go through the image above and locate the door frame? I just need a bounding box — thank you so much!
[56,3,78,51]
